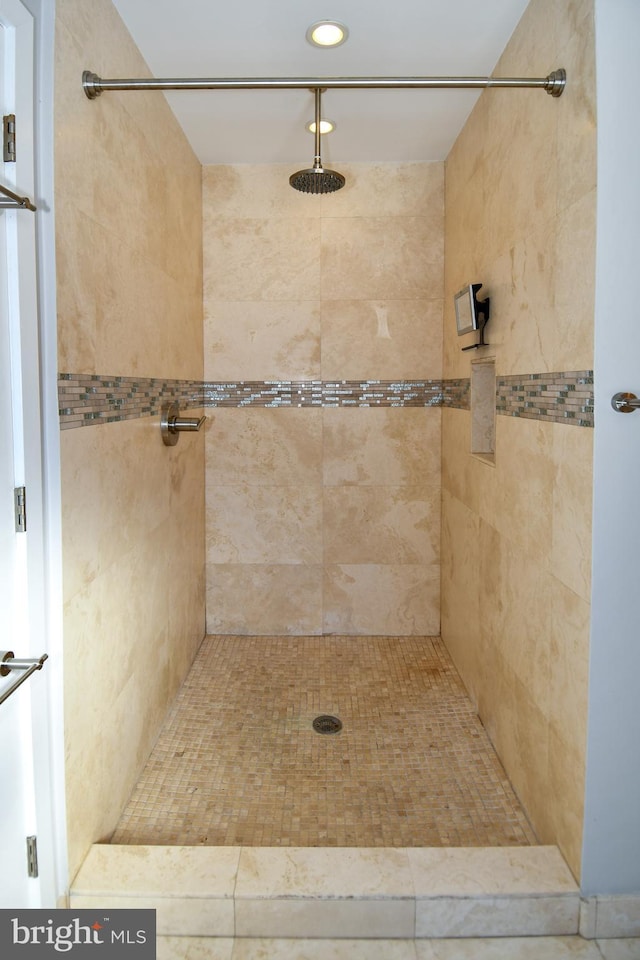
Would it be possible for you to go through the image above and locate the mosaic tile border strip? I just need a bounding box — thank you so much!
[203,380,443,408]
[441,378,471,410]
[58,374,204,430]
[496,371,594,427]
[441,370,594,427]
[58,372,594,428]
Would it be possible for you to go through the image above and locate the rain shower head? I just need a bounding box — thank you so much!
[289,161,345,194]
[290,88,345,194]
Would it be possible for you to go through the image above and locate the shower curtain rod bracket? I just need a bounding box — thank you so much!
[82,69,566,99]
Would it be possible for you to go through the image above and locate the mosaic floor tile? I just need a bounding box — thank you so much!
[112,636,537,848]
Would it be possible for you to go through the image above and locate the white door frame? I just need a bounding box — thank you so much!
[582,0,640,895]
[1,0,67,905]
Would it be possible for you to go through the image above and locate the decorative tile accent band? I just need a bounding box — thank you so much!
[58,374,203,430]
[441,370,594,427]
[58,372,594,428]
[203,380,443,408]
[496,370,594,427]
[441,378,471,410]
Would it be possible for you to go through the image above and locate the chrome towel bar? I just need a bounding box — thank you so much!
[0,182,36,211]
[0,651,48,706]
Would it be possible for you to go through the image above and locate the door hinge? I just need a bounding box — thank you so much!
[3,114,16,162]
[27,836,38,878]
[14,486,26,532]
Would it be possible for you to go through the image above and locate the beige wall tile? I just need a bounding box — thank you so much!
[55,12,202,380]
[442,0,596,880]
[478,525,552,720]
[441,409,473,504]
[479,668,554,848]
[206,484,322,564]
[205,409,322,487]
[321,300,442,380]
[551,425,594,601]
[480,219,557,375]
[547,725,586,881]
[323,564,440,636]
[203,161,443,221]
[318,161,444,221]
[202,164,335,222]
[206,565,323,635]
[60,418,171,601]
[481,99,557,262]
[321,217,443,301]
[548,579,591,755]
[440,490,482,705]
[56,0,204,881]
[324,486,439,566]
[556,3,596,214]
[204,301,321,381]
[167,432,206,671]
[553,190,596,373]
[203,219,321,301]
[323,408,440,487]
[64,522,178,872]
[203,162,444,636]
[488,417,555,562]
[202,164,314,220]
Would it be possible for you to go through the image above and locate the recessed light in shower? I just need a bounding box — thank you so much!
[305,118,336,135]
[306,20,349,48]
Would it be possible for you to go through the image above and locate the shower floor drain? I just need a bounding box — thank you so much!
[312,715,342,735]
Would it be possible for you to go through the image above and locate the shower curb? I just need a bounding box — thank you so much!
[70,844,581,939]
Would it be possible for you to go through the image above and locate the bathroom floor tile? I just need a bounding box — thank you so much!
[157,938,234,960]
[596,941,640,960]
[415,937,604,958]
[230,940,420,959]
[111,636,536,848]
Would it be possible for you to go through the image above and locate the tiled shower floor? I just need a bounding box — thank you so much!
[111,636,537,848]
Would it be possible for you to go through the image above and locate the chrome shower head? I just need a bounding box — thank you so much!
[289,161,345,194]
[290,88,345,194]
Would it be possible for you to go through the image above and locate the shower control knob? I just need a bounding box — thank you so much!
[611,392,640,413]
[161,401,206,445]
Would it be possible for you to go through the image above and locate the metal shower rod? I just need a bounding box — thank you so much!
[82,68,566,99]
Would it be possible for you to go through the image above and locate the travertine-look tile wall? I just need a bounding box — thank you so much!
[442,0,596,879]
[55,0,204,880]
[203,163,443,635]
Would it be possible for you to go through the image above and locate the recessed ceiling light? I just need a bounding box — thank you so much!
[306,20,349,48]
[306,118,336,135]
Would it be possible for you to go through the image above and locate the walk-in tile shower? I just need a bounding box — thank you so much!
[55,0,596,891]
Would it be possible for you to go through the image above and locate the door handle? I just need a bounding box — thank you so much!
[611,392,640,413]
[0,651,48,706]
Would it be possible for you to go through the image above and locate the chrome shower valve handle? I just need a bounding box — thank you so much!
[161,401,206,445]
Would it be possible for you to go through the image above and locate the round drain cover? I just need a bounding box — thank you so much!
[313,714,342,735]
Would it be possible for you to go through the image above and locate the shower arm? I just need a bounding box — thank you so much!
[313,88,322,168]
[82,69,566,99]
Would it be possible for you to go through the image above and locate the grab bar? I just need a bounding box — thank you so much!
[0,651,48,706]
[0,182,36,211]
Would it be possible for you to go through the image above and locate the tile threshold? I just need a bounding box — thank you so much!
[70,844,580,940]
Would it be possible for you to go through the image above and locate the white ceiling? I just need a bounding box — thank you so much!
[110,0,531,165]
